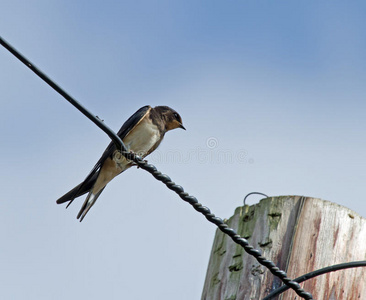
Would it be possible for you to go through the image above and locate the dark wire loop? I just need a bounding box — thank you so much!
[263,260,366,300]
[243,192,269,205]
[0,36,313,300]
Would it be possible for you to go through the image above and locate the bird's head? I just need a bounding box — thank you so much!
[156,106,185,131]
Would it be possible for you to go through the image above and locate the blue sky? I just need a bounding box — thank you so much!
[1,1,366,299]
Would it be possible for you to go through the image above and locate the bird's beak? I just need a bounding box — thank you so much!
[179,123,186,130]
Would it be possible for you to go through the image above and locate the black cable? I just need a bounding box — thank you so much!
[0,36,313,300]
[243,192,268,205]
[0,36,126,152]
[263,261,366,300]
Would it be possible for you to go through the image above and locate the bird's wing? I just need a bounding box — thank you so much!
[56,105,151,207]
[56,172,98,204]
[91,105,152,168]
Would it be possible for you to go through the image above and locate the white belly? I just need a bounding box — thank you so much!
[123,118,161,157]
[93,119,161,194]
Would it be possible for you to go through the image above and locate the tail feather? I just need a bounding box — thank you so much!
[56,172,98,206]
[77,188,105,222]
[56,183,85,204]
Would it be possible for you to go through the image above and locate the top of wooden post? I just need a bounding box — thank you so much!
[201,196,366,300]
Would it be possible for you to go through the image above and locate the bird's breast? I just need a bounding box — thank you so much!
[123,118,161,157]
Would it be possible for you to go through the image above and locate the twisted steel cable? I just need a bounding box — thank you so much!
[0,36,313,300]
[122,152,313,299]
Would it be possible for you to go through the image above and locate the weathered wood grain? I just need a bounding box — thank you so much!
[201,196,366,300]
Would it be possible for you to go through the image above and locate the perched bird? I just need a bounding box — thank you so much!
[56,105,185,221]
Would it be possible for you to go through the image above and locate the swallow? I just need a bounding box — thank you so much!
[56,105,185,221]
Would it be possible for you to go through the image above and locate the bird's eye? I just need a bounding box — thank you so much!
[174,113,179,119]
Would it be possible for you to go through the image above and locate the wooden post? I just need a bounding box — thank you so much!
[201,196,366,300]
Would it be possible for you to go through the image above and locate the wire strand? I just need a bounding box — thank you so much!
[263,261,366,299]
[0,36,127,153]
[243,192,268,205]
